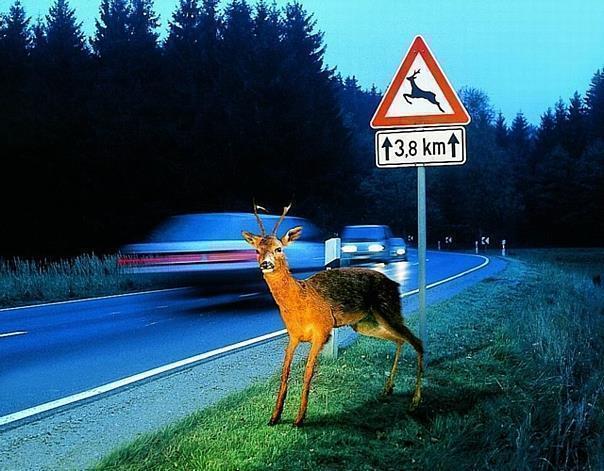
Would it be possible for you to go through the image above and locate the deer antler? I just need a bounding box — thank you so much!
[253,198,268,236]
[272,203,292,235]
[414,68,421,76]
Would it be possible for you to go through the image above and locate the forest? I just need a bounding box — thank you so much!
[0,0,603,256]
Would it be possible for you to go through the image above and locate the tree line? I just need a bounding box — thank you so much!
[0,0,602,256]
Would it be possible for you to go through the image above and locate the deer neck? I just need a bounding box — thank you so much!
[263,263,301,309]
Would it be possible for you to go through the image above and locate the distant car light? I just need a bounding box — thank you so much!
[342,245,357,253]
[396,248,406,255]
[368,244,385,252]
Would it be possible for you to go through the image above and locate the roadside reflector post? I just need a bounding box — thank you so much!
[502,239,506,257]
[437,240,441,251]
[475,241,478,254]
[417,166,428,367]
[323,238,341,359]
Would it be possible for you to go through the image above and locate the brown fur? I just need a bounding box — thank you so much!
[243,216,423,427]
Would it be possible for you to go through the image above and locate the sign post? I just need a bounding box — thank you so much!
[417,166,427,363]
[370,35,471,368]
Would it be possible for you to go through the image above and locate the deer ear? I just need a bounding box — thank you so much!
[281,226,303,246]
[242,231,261,247]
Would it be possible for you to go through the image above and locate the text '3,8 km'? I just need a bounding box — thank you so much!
[375,126,466,168]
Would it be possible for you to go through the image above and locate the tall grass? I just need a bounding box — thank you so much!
[0,254,150,308]
[94,250,604,470]
[505,251,604,469]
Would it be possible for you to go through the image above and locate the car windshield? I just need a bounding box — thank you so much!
[342,226,386,242]
[147,214,319,242]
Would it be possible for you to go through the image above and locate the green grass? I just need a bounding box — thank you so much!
[0,254,151,308]
[95,249,604,470]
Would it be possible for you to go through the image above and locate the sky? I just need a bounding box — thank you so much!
[3,0,604,125]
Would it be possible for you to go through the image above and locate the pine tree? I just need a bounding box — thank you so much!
[0,0,30,95]
[92,0,129,58]
[509,112,531,150]
[494,112,508,148]
[565,91,587,158]
[165,0,201,59]
[0,1,30,63]
[43,0,86,60]
[128,0,159,56]
[535,108,556,156]
[585,69,604,140]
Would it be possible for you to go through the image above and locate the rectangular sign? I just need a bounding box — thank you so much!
[375,126,466,168]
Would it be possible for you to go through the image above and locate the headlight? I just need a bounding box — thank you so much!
[342,245,357,253]
[368,244,385,252]
[396,248,406,255]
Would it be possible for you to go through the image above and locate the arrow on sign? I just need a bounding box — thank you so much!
[381,137,393,161]
[448,133,460,158]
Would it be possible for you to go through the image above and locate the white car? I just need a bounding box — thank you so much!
[119,213,326,289]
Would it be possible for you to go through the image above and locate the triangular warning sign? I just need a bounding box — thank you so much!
[371,36,471,128]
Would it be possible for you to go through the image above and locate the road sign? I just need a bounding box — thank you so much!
[481,236,490,245]
[371,36,470,128]
[370,36,470,369]
[376,126,466,168]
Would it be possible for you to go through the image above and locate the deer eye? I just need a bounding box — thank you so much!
[255,249,260,254]
[275,247,282,253]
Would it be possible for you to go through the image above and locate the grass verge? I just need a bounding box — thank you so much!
[95,249,604,470]
[0,254,151,308]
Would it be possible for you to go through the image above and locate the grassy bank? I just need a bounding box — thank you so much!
[0,255,151,308]
[95,250,604,470]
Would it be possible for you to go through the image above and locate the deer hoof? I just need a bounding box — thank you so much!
[268,417,280,426]
[383,384,394,396]
[293,418,305,427]
[409,394,421,411]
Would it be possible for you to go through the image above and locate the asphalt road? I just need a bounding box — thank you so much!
[0,249,486,420]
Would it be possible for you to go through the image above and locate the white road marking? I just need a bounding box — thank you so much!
[400,254,490,298]
[0,331,27,339]
[0,252,490,427]
[0,287,190,313]
[156,305,169,309]
[0,329,287,427]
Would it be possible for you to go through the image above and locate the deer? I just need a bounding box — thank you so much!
[242,203,424,427]
[403,68,445,113]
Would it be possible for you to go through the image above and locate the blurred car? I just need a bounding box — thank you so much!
[340,225,407,265]
[119,213,325,289]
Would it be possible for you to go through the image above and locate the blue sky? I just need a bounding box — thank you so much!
[3,0,604,124]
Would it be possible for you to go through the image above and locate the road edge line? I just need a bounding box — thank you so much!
[401,253,490,297]
[0,329,287,427]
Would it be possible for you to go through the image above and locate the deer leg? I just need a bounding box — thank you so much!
[269,337,299,426]
[384,342,403,396]
[293,338,325,427]
[403,93,413,104]
[354,315,423,409]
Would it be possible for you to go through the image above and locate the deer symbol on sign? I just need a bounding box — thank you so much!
[403,69,445,113]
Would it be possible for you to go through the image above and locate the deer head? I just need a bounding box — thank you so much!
[407,69,420,81]
[242,202,302,274]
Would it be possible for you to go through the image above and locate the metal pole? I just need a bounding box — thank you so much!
[417,166,427,366]
[322,238,340,359]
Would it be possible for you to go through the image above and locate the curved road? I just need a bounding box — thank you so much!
[0,249,486,421]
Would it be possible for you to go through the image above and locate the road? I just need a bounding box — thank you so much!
[0,249,486,421]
